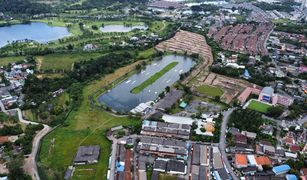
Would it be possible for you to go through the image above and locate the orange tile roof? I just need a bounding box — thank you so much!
[255,156,272,166]
[235,154,247,166]
[0,136,9,144]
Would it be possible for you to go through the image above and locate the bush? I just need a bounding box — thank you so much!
[266,106,284,118]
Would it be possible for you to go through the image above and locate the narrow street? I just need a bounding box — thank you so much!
[219,108,239,180]
[0,101,51,180]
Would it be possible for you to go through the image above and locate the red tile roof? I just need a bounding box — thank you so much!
[235,154,248,166]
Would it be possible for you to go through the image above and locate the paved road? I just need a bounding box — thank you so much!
[107,135,118,180]
[219,108,239,180]
[0,102,51,180]
[298,115,307,126]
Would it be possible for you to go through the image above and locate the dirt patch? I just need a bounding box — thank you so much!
[155,30,213,84]
[36,57,43,72]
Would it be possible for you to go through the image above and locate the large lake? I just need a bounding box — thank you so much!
[98,55,195,112]
[100,24,147,33]
[0,22,70,47]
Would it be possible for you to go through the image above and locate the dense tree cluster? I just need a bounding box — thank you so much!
[7,155,31,180]
[15,124,44,154]
[266,106,284,118]
[70,52,133,82]
[254,2,296,13]
[228,109,277,145]
[0,124,23,136]
[275,23,307,36]
[211,66,243,78]
[287,101,307,119]
[190,4,219,13]
[0,0,52,15]
[229,109,265,133]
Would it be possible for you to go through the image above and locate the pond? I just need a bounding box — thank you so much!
[0,22,70,48]
[98,54,195,112]
[99,24,148,33]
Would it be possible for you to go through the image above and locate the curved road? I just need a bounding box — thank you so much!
[0,102,51,180]
[219,108,239,180]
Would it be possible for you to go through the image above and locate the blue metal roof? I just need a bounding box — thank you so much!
[286,174,297,180]
[179,101,187,108]
[243,69,251,78]
[272,164,291,174]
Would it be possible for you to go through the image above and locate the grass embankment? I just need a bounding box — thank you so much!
[130,61,179,94]
[196,85,224,97]
[38,62,141,180]
[247,100,271,113]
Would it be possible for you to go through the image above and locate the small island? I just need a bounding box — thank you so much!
[130,61,179,94]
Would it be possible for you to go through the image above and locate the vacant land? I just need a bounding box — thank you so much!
[38,62,141,179]
[247,100,271,113]
[37,52,102,71]
[131,61,178,94]
[196,85,224,97]
[155,30,213,85]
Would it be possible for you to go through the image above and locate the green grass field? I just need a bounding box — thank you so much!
[37,52,102,71]
[247,100,271,113]
[0,56,25,66]
[196,85,224,97]
[0,52,102,71]
[131,61,178,94]
[38,62,141,180]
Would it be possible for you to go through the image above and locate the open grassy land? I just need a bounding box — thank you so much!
[38,62,141,179]
[36,52,102,71]
[196,85,224,97]
[247,100,271,113]
[0,56,25,66]
[159,174,177,180]
[0,52,102,71]
[137,48,156,59]
[131,61,178,94]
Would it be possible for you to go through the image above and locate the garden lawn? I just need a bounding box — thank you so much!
[38,61,141,180]
[131,61,178,94]
[247,100,271,113]
[196,85,224,97]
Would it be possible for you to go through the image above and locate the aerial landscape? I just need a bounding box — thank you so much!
[0,0,306,179]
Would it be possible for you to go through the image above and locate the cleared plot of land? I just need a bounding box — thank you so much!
[131,61,178,94]
[36,52,102,71]
[247,100,271,113]
[38,62,141,180]
[196,85,224,97]
[155,30,213,85]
